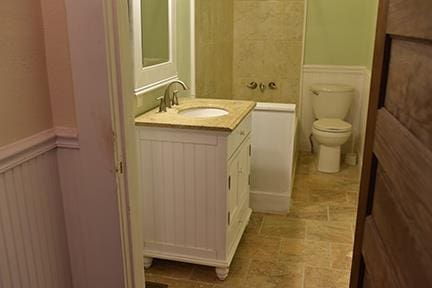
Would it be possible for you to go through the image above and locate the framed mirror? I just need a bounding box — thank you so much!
[133,0,177,94]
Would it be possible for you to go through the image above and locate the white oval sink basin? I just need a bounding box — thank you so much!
[178,107,229,118]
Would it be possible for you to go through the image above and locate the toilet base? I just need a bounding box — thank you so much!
[317,144,341,173]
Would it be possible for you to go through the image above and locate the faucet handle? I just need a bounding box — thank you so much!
[157,96,166,112]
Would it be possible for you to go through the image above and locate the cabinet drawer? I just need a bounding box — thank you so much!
[227,114,252,159]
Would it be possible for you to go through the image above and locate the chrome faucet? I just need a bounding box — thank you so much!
[157,80,189,112]
[165,80,189,106]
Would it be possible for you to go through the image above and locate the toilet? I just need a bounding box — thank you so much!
[311,84,354,173]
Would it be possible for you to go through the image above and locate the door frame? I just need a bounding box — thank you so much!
[103,0,145,287]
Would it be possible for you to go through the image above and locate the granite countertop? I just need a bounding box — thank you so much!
[135,98,256,132]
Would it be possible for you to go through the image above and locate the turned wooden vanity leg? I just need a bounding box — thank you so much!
[215,266,230,281]
[143,257,153,269]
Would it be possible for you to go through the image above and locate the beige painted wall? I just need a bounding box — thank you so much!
[40,0,77,128]
[0,0,53,146]
[195,0,233,99]
[232,0,305,104]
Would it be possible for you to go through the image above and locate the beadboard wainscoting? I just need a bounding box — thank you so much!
[139,137,221,259]
[0,128,79,288]
[299,65,372,166]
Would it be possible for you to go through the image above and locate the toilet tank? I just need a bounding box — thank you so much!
[311,84,354,119]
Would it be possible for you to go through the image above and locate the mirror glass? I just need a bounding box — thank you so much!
[141,0,170,68]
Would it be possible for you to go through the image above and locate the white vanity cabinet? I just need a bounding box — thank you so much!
[136,114,252,280]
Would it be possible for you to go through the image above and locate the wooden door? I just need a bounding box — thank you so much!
[350,0,432,287]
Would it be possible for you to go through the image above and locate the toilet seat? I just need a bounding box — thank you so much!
[313,118,352,133]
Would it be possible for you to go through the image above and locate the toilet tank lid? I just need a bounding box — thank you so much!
[310,84,354,93]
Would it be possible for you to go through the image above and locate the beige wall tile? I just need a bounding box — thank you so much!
[232,0,305,103]
[195,0,233,99]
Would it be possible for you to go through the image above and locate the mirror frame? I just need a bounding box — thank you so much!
[132,0,177,94]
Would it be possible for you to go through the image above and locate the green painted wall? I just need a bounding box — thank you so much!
[304,0,378,69]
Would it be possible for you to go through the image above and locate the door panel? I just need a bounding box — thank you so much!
[362,219,400,288]
[351,0,432,286]
[384,39,432,146]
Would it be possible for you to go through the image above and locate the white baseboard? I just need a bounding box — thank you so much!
[0,127,79,173]
[250,191,291,214]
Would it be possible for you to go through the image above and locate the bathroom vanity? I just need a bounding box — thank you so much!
[135,98,255,280]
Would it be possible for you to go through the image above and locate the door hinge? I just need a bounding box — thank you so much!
[116,161,124,174]
[248,174,251,186]
[228,175,231,190]
[228,212,231,225]
[249,145,252,156]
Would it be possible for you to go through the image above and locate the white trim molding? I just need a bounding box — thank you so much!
[250,191,291,214]
[55,126,80,149]
[0,127,79,173]
[302,65,368,75]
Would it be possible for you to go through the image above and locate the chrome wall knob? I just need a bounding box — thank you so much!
[247,81,258,89]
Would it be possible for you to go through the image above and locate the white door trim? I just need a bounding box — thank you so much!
[103,1,145,287]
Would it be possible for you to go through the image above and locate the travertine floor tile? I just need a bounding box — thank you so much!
[306,220,353,244]
[304,267,350,288]
[328,205,357,223]
[245,260,304,288]
[289,201,329,221]
[279,239,331,268]
[236,234,282,261]
[346,192,359,207]
[330,243,353,270]
[146,274,215,288]
[245,213,264,235]
[261,215,306,239]
[309,188,348,206]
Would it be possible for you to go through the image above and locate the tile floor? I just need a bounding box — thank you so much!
[145,153,360,288]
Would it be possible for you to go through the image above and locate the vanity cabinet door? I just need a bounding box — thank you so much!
[227,156,239,228]
[227,137,252,252]
[237,137,251,206]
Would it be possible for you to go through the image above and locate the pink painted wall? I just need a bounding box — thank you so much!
[40,0,77,129]
[0,0,53,146]
[0,0,77,147]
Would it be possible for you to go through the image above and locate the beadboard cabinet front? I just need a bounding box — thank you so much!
[136,114,252,280]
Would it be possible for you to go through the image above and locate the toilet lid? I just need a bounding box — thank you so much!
[313,119,352,133]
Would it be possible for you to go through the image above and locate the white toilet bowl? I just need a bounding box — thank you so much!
[312,118,352,173]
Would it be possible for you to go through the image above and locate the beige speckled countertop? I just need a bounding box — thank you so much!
[135,98,256,132]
